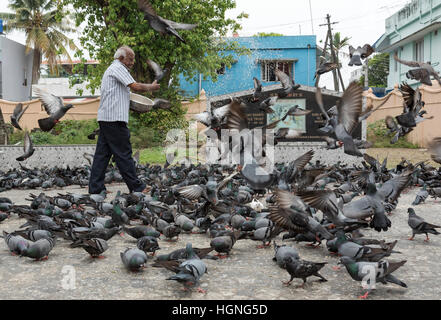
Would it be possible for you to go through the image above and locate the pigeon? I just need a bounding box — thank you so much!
[268,189,334,241]
[34,87,74,132]
[138,0,198,43]
[21,237,55,260]
[252,77,263,101]
[137,236,160,255]
[394,53,441,86]
[16,132,35,162]
[348,44,374,66]
[428,137,441,164]
[2,231,30,255]
[282,256,327,287]
[338,256,407,299]
[259,96,277,114]
[12,229,54,242]
[315,82,364,157]
[275,69,301,98]
[314,62,338,79]
[10,103,29,131]
[272,241,300,268]
[210,231,241,258]
[407,208,440,242]
[70,238,109,258]
[120,248,148,271]
[165,243,207,292]
[123,225,160,239]
[147,59,168,82]
[412,185,429,205]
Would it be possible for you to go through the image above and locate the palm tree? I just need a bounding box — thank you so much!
[332,32,351,64]
[0,0,78,84]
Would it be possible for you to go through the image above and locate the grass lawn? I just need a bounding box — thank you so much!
[365,148,438,169]
[139,147,166,165]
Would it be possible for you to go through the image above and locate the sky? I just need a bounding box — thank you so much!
[0,0,409,89]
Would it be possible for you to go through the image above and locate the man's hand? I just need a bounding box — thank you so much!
[149,80,160,91]
[129,81,160,92]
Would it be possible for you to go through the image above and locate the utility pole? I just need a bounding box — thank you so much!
[362,57,370,141]
[319,14,345,92]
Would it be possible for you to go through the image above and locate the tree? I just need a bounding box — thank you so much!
[359,53,389,88]
[0,0,78,84]
[331,31,351,63]
[63,0,249,139]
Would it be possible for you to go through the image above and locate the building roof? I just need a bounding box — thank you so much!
[375,21,441,52]
[225,35,317,50]
[41,59,99,65]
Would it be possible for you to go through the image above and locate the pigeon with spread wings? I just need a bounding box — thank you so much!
[315,82,364,157]
[348,44,374,66]
[394,53,441,86]
[138,0,197,43]
[10,103,29,131]
[34,88,74,132]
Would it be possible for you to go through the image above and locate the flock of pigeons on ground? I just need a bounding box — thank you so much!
[2,1,441,299]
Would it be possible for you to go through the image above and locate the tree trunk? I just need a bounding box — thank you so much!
[32,49,41,85]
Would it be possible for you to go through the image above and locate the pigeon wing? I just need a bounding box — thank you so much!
[297,189,339,218]
[393,53,421,67]
[34,87,63,116]
[137,0,157,16]
[177,185,204,199]
[162,18,198,30]
[337,82,363,134]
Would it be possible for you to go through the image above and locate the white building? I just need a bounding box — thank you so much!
[0,36,34,101]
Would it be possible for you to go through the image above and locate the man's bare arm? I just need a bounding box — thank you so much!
[128,80,160,92]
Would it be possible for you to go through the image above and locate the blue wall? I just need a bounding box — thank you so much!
[178,36,317,98]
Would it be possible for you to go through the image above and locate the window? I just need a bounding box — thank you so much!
[216,63,226,75]
[261,61,294,82]
[414,39,424,62]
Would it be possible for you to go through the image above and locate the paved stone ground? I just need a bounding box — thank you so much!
[0,184,440,300]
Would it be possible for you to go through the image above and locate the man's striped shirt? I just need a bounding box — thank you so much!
[97,60,135,123]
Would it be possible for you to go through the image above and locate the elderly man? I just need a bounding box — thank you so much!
[89,45,160,195]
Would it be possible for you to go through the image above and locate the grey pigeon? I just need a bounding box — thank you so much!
[147,59,168,81]
[34,87,74,132]
[3,231,30,255]
[394,53,441,86]
[10,103,29,130]
[21,237,55,260]
[16,132,35,162]
[138,0,198,43]
[339,256,407,299]
[71,238,109,258]
[120,248,148,271]
[407,208,440,242]
[348,44,374,66]
[165,243,207,292]
[210,231,241,258]
[137,236,160,255]
[282,256,327,287]
[412,185,429,205]
[275,69,301,97]
[272,241,300,268]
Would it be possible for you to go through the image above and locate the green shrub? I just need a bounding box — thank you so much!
[367,120,419,149]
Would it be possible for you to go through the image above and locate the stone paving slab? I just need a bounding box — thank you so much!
[0,184,440,300]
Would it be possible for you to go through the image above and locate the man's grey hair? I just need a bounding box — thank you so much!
[114,46,133,59]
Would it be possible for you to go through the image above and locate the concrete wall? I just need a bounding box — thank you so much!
[178,36,317,98]
[0,37,34,101]
[0,97,100,131]
[365,79,441,147]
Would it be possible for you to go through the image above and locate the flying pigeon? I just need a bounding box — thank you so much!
[147,59,168,82]
[16,132,35,162]
[34,87,74,132]
[348,44,374,66]
[10,103,29,131]
[138,0,198,43]
[394,53,441,86]
[275,69,301,98]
